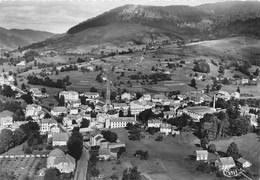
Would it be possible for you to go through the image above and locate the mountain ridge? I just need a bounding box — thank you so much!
[0,27,56,50]
[21,1,260,51]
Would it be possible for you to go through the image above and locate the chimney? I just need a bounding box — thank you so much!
[213,94,216,109]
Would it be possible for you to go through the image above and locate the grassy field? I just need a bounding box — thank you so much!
[106,128,220,180]
[213,133,260,175]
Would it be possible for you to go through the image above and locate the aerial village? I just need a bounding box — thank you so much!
[0,66,259,180]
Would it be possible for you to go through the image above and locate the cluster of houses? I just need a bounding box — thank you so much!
[0,72,15,86]
[195,150,252,173]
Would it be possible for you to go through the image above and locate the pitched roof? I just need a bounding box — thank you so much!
[219,157,235,166]
[49,148,65,158]
[99,148,111,156]
[52,106,67,112]
[0,110,14,118]
[41,118,57,124]
[237,157,250,165]
[195,150,208,155]
[53,133,69,142]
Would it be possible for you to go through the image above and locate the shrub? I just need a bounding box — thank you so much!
[156,135,163,141]
[24,146,33,154]
[46,144,53,150]
[110,173,119,180]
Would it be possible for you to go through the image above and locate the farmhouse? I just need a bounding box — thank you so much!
[30,88,43,98]
[216,91,231,101]
[52,133,69,146]
[90,133,106,146]
[0,110,14,127]
[215,157,236,171]
[236,157,252,168]
[195,150,208,161]
[47,148,76,174]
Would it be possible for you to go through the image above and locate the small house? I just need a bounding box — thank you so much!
[148,119,161,128]
[215,157,236,171]
[98,148,111,160]
[195,150,208,161]
[52,133,69,146]
[236,157,252,168]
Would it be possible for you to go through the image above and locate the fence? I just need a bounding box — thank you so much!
[0,154,48,158]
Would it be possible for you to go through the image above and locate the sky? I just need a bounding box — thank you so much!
[0,0,256,34]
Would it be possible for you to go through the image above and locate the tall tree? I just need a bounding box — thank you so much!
[122,166,141,180]
[226,142,241,160]
[190,78,196,88]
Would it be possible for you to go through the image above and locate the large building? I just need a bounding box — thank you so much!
[41,119,58,133]
[59,91,79,102]
[183,106,216,122]
[47,149,75,173]
[105,117,136,129]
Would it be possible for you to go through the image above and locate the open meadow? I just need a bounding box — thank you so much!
[107,128,222,180]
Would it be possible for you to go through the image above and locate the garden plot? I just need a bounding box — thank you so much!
[0,157,46,180]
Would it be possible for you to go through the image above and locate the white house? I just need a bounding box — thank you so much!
[52,133,69,146]
[0,110,14,127]
[25,104,43,119]
[216,91,231,101]
[90,133,106,146]
[105,117,136,129]
[47,149,75,174]
[59,91,79,102]
[142,94,151,101]
[230,92,240,99]
[236,158,252,168]
[51,107,67,116]
[80,92,99,100]
[121,92,131,101]
[69,108,79,115]
[160,123,172,135]
[147,119,161,128]
[241,78,249,85]
[215,157,236,171]
[195,150,208,161]
[164,111,176,119]
[41,119,58,133]
[30,88,43,98]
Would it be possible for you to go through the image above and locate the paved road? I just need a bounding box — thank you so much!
[74,148,89,180]
[41,108,71,137]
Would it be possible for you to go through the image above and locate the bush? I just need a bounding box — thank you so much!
[208,144,216,153]
[196,162,216,174]
[193,60,210,73]
[24,146,33,154]
[156,135,163,141]
[46,144,53,150]
[110,173,119,180]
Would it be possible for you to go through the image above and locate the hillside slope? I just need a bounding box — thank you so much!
[0,27,55,49]
[22,1,260,51]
